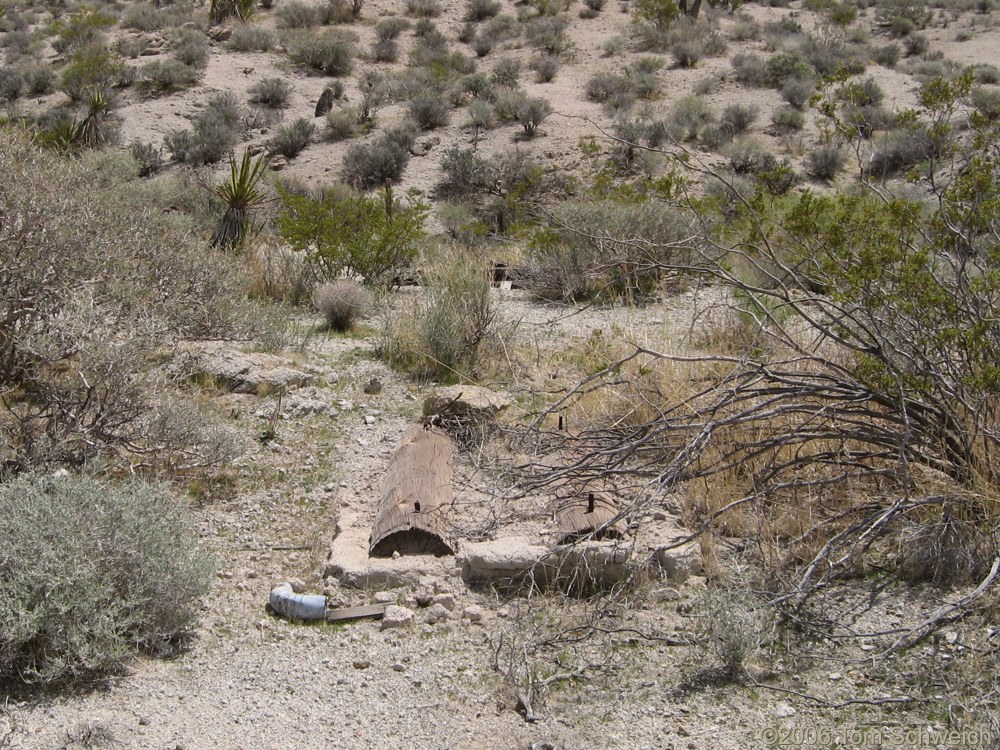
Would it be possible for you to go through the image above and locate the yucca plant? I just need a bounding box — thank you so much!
[211,149,269,250]
[74,87,114,148]
[234,0,259,20]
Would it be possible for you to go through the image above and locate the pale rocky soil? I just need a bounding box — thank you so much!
[4,0,1000,747]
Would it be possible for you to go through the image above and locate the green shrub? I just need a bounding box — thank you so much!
[341,126,415,190]
[129,140,163,176]
[409,92,451,129]
[971,85,1000,120]
[719,102,758,137]
[0,67,23,101]
[165,92,244,164]
[669,94,714,141]
[287,31,355,76]
[874,43,900,68]
[279,184,426,287]
[171,29,209,68]
[525,16,572,56]
[60,44,125,101]
[376,16,410,40]
[780,77,815,109]
[268,117,314,157]
[770,105,805,133]
[249,76,293,108]
[806,143,847,181]
[407,0,442,17]
[518,96,552,137]
[325,105,365,140]
[381,246,509,380]
[0,473,213,684]
[139,59,201,93]
[530,54,560,82]
[586,70,629,102]
[277,0,317,27]
[466,0,501,20]
[228,23,275,51]
[372,37,399,62]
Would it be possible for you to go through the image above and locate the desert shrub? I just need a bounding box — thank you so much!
[873,43,900,68]
[129,140,163,177]
[770,105,805,133]
[633,0,681,32]
[467,100,497,133]
[409,92,451,129]
[530,54,560,82]
[0,132,269,471]
[669,94,714,141]
[139,59,200,93]
[602,35,627,57]
[165,92,244,164]
[839,76,885,107]
[466,0,501,20]
[730,53,771,87]
[318,0,360,24]
[341,125,415,189]
[970,63,1000,85]
[0,67,23,101]
[877,0,931,31]
[268,117,314,157]
[277,0,317,27]
[171,29,209,68]
[23,64,55,96]
[60,44,125,101]
[718,102,758,137]
[868,127,933,179]
[780,77,815,109]
[686,582,770,680]
[376,16,410,40]
[671,40,702,67]
[582,0,606,12]
[51,8,116,54]
[492,57,522,88]
[525,16,572,56]
[971,85,1000,120]
[518,96,552,137]
[407,0,442,16]
[229,23,275,51]
[527,199,697,302]
[249,76,293,108]
[313,281,372,331]
[325,105,365,140]
[437,145,489,198]
[381,246,509,380]
[279,184,426,287]
[725,138,779,175]
[493,87,528,122]
[903,33,929,56]
[805,142,847,180]
[0,474,213,684]
[372,38,399,62]
[121,2,168,31]
[586,70,629,103]
[287,31,355,76]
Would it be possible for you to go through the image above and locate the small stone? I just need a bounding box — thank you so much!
[432,593,455,611]
[774,702,797,718]
[363,378,382,395]
[380,605,414,630]
[391,663,407,673]
[652,510,669,522]
[415,589,434,607]
[391,550,401,560]
[374,592,397,604]
[652,587,682,602]
[828,672,842,681]
[352,660,371,670]
[462,605,484,623]
[287,578,308,594]
[138,716,151,726]
[425,603,450,624]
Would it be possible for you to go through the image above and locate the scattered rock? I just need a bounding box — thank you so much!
[462,605,484,623]
[269,155,288,171]
[380,605,415,630]
[652,541,703,584]
[652,587,683,602]
[774,702,797,718]
[423,385,510,423]
[363,377,382,395]
[353,660,371,670]
[391,663,407,673]
[425,603,450,624]
[415,589,434,608]
[175,346,314,394]
[432,593,456,611]
[364,414,377,426]
[374,591,397,604]
[206,24,233,41]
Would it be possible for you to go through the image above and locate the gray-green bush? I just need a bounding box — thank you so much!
[0,474,213,684]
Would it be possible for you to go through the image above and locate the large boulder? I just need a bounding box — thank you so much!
[177,345,315,394]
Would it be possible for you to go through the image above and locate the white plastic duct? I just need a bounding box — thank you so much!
[268,582,327,621]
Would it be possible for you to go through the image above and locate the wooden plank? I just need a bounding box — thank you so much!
[325,603,387,623]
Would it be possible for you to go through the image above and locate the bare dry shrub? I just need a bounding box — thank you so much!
[313,281,372,332]
[249,241,314,305]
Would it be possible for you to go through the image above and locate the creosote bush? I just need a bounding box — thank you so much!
[313,281,372,331]
[249,76,293,108]
[0,474,214,684]
[341,125,415,189]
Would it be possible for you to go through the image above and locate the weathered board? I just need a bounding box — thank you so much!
[369,425,456,557]
[325,604,387,623]
[553,489,626,545]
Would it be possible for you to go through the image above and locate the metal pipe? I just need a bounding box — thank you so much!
[268,582,326,621]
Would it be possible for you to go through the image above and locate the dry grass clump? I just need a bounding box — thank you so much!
[313,280,372,332]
